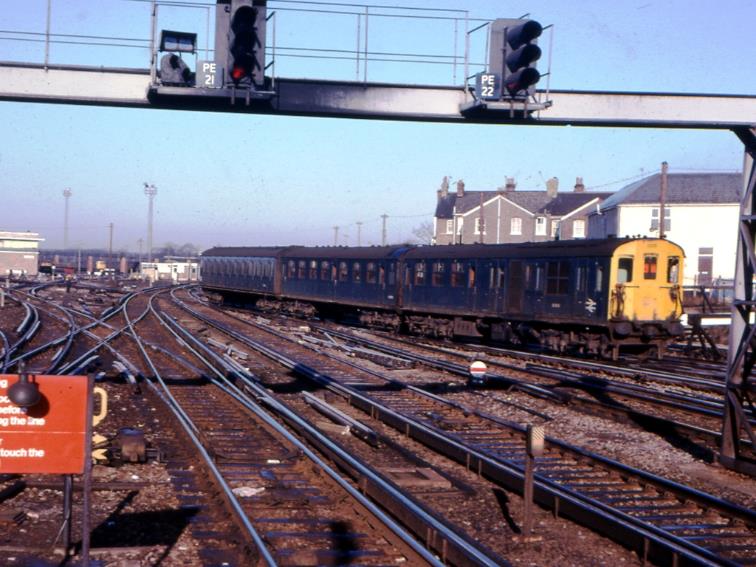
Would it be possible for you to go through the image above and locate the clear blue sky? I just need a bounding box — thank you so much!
[1,0,754,252]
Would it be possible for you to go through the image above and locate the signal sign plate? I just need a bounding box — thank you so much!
[198,60,222,89]
[475,73,501,100]
[469,360,488,379]
[0,375,88,474]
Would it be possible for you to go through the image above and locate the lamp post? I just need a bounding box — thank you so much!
[62,188,72,250]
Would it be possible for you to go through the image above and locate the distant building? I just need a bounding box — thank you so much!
[588,173,741,285]
[433,176,611,245]
[0,231,44,276]
[140,259,199,283]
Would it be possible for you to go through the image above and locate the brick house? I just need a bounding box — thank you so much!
[433,177,611,245]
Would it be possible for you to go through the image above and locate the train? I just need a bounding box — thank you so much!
[200,238,685,358]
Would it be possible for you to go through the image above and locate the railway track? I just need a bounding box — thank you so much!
[173,291,756,566]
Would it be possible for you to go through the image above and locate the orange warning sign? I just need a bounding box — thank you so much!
[0,374,88,474]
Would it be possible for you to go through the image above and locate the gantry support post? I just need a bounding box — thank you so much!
[720,126,756,476]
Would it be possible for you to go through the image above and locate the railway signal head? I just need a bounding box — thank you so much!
[489,18,543,99]
[226,1,267,88]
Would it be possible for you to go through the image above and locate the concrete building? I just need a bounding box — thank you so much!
[0,231,44,276]
[588,173,741,285]
[140,259,199,283]
[433,177,611,245]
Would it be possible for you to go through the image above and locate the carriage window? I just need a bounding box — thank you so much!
[576,265,586,292]
[352,262,362,283]
[432,262,445,286]
[451,261,465,287]
[366,262,377,284]
[414,262,426,285]
[617,257,633,283]
[298,260,306,279]
[667,256,680,284]
[309,260,318,279]
[388,265,395,286]
[644,255,658,280]
[339,261,348,282]
[595,265,603,292]
[546,261,570,295]
[288,260,296,278]
[468,265,476,288]
[320,261,330,280]
[331,264,338,280]
[379,265,386,285]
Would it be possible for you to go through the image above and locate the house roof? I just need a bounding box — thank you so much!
[434,190,610,219]
[599,173,741,211]
[536,192,613,215]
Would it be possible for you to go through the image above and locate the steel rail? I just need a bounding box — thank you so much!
[158,291,504,566]
[122,289,278,565]
[178,297,756,566]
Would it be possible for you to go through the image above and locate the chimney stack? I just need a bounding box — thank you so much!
[505,177,516,193]
[574,176,585,193]
[546,177,559,198]
[456,179,465,197]
[438,176,449,200]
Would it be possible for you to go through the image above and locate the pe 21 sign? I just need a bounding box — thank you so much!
[476,73,501,100]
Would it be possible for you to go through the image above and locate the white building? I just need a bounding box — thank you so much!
[0,231,44,276]
[588,173,741,286]
[140,260,199,283]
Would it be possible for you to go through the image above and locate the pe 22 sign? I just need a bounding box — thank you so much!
[476,73,501,100]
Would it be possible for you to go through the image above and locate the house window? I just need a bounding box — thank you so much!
[535,216,546,236]
[474,217,486,235]
[618,257,633,283]
[643,255,658,280]
[511,217,522,235]
[445,219,454,234]
[573,219,586,238]
[651,208,671,232]
[451,261,465,287]
[546,261,570,295]
[414,262,426,285]
[667,256,680,284]
[431,261,445,286]
[550,221,560,238]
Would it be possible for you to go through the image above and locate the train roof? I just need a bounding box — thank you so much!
[403,238,673,260]
[280,245,410,260]
[201,246,293,258]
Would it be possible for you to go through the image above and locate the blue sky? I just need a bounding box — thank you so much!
[1,0,754,251]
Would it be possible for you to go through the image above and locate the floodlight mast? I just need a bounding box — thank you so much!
[143,183,158,263]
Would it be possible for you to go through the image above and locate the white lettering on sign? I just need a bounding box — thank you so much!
[200,61,219,88]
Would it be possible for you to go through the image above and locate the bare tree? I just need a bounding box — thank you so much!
[410,221,434,245]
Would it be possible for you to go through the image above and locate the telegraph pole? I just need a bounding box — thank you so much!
[356,221,363,246]
[108,222,114,259]
[143,183,157,262]
[381,214,388,246]
[332,226,339,246]
[62,188,72,250]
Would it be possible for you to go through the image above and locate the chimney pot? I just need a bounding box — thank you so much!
[574,176,585,193]
[505,177,516,192]
[546,177,559,198]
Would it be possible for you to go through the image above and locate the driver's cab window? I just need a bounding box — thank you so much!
[617,257,633,283]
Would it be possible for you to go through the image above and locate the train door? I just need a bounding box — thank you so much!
[573,259,596,321]
[507,260,524,313]
[523,261,545,315]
